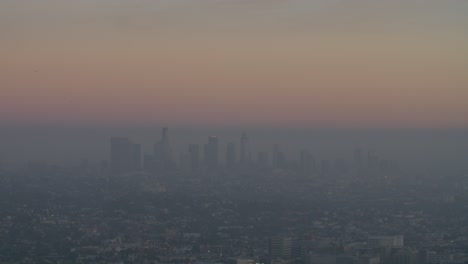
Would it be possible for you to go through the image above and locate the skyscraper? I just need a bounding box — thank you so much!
[110,137,141,174]
[226,142,236,169]
[162,127,168,141]
[240,132,248,164]
[204,136,219,170]
[154,127,173,169]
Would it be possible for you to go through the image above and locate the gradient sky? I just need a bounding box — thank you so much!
[1,0,467,128]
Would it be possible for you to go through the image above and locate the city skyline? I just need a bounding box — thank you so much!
[1,2,468,263]
[1,124,467,169]
[107,127,399,175]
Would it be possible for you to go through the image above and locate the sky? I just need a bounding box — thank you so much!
[1,0,468,128]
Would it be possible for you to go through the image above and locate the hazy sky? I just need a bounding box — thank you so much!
[1,0,467,128]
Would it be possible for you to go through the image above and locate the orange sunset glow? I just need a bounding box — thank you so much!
[1,0,467,127]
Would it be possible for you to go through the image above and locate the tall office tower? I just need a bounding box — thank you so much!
[154,127,173,169]
[300,150,314,174]
[110,137,141,174]
[240,132,248,164]
[204,136,219,170]
[226,142,236,169]
[188,144,200,174]
[162,127,168,141]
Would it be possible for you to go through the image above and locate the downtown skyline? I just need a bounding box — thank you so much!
[110,127,398,177]
[1,2,468,262]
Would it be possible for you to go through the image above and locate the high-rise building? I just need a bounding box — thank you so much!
[162,127,168,141]
[188,144,200,174]
[226,142,236,169]
[154,127,173,169]
[110,137,141,174]
[240,132,248,164]
[204,136,219,170]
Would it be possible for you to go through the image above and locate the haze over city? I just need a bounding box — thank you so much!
[0,1,468,264]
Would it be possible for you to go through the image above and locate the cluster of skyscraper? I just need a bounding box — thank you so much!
[110,128,275,175]
[110,128,251,175]
[110,128,397,176]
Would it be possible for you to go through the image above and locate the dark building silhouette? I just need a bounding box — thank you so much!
[154,127,173,170]
[204,136,219,170]
[110,137,141,174]
[240,132,249,164]
[226,142,236,169]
